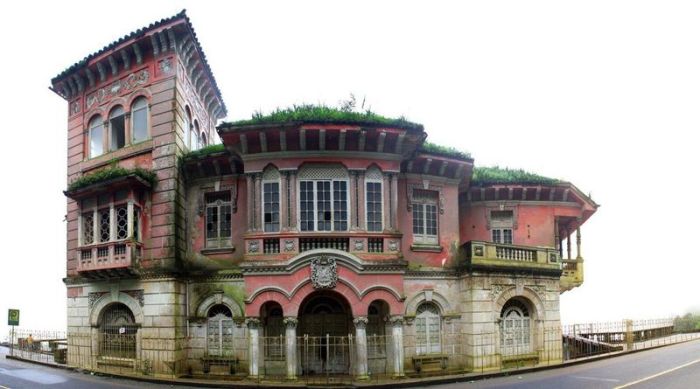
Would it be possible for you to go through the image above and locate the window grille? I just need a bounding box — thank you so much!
[81,249,92,261]
[114,243,127,256]
[97,246,109,258]
[366,181,383,232]
[416,303,441,354]
[82,212,94,245]
[299,237,349,252]
[116,206,128,240]
[99,303,137,359]
[99,208,111,242]
[206,191,232,248]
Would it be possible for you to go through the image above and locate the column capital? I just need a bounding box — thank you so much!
[283,317,298,328]
[353,316,369,328]
[388,315,404,326]
[245,317,261,328]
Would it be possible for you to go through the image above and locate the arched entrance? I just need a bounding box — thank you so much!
[297,291,353,375]
[500,298,533,356]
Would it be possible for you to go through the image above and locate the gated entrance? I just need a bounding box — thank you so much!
[297,291,354,375]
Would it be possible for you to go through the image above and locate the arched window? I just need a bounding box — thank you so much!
[185,106,193,150]
[99,303,137,358]
[191,119,200,151]
[365,166,383,232]
[88,116,104,158]
[109,106,125,151]
[263,166,281,232]
[500,299,531,356]
[131,97,149,143]
[261,302,284,360]
[415,302,441,354]
[207,304,233,356]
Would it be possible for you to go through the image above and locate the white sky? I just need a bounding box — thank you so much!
[2,0,699,337]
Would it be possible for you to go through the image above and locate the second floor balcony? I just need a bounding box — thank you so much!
[77,241,142,277]
[464,240,561,274]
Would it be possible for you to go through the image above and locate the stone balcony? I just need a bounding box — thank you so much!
[464,240,561,275]
[560,258,584,292]
[76,241,141,278]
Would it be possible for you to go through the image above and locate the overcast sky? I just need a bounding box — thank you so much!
[2,0,699,336]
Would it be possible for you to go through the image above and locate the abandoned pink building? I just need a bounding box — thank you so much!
[52,11,597,380]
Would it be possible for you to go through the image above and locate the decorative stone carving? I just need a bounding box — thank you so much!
[283,317,298,329]
[246,317,261,328]
[353,316,369,329]
[248,240,259,253]
[388,240,398,252]
[489,284,506,300]
[354,239,364,251]
[515,279,525,295]
[88,292,107,310]
[86,69,150,109]
[406,183,445,214]
[284,240,295,252]
[311,256,338,289]
[528,285,546,296]
[70,101,80,115]
[388,315,404,326]
[159,58,172,73]
[125,289,145,307]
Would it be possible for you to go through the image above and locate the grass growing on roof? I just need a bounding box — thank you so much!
[420,142,471,160]
[182,143,226,159]
[471,166,561,186]
[67,166,157,192]
[226,104,423,131]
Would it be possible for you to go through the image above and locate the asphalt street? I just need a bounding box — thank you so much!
[1,340,699,388]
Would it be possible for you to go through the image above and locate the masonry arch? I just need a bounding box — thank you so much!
[404,289,452,316]
[90,292,144,327]
[196,292,243,318]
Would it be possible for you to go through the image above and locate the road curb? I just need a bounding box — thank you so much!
[4,338,699,389]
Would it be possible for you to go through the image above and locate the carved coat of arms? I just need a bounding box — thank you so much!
[311,256,338,289]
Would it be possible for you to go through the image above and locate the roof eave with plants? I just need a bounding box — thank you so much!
[418,142,473,162]
[470,166,563,187]
[65,167,157,198]
[178,144,229,168]
[217,104,424,133]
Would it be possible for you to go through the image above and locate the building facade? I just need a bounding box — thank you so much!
[52,11,597,380]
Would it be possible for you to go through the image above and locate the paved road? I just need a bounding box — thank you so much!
[1,340,700,388]
[438,339,700,389]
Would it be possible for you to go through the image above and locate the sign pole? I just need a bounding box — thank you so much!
[11,325,15,356]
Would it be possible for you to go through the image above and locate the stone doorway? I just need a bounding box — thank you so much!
[297,291,354,375]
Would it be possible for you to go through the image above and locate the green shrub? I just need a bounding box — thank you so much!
[67,166,157,192]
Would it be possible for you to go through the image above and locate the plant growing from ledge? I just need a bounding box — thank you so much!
[67,166,157,192]
[225,103,423,131]
[471,166,562,186]
[419,142,472,160]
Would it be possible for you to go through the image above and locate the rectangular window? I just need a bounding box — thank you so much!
[412,190,438,245]
[80,196,141,246]
[206,191,232,248]
[366,182,383,232]
[82,212,94,245]
[99,208,111,242]
[263,182,280,232]
[491,210,514,245]
[299,180,348,232]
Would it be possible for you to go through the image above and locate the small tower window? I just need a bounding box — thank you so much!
[131,97,149,143]
[109,106,126,151]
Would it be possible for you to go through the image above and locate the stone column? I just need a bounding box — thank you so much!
[389,316,405,377]
[576,227,582,259]
[288,170,297,230]
[353,316,369,379]
[254,173,262,231]
[349,171,360,230]
[280,172,289,231]
[566,228,571,260]
[390,173,399,231]
[246,174,254,232]
[284,317,298,380]
[247,318,261,378]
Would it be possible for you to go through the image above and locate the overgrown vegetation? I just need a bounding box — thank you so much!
[182,143,226,159]
[419,142,471,160]
[224,103,423,131]
[67,166,157,192]
[471,166,561,186]
[674,313,700,332]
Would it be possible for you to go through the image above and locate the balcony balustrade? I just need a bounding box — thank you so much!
[465,241,560,273]
[76,241,141,274]
[244,233,402,258]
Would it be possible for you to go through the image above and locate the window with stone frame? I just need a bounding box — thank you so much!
[491,210,514,244]
[412,189,439,245]
[131,97,149,143]
[205,191,232,248]
[80,190,142,246]
[365,167,383,232]
[298,165,349,232]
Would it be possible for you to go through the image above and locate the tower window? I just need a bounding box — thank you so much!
[131,97,149,143]
[109,106,126,151]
